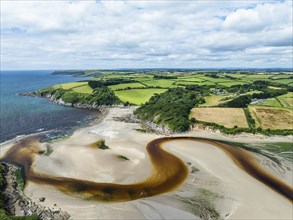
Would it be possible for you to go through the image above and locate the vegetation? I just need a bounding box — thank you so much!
[190,108,249,128]
[96,140,110,150]
[220,95,251,108]
[115,88,167,105]
[41,69,293,135]
[39,86,121,106]
[116,155,129,161]
[135,88,204,131]
[0,164,38,220]
[248,106,293,130]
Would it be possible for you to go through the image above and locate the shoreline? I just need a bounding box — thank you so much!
[0,107,292,219]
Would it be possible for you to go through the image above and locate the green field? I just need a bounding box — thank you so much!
[115,88,167,105]
[259,98,282,107]
[242,74,274,80]
[276,92,293,108]
[60,82,87,89]
[273,79,292,84]
[141,79,177,88]
[72,85,94,93]
[197,76,230,83]
[218,81,250,87]
[270,74,293,80]
[108,82,146,90]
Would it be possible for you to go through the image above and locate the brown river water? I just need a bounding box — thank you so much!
[0,135,292,202]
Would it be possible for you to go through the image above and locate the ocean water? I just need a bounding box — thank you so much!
[0,70,96,143]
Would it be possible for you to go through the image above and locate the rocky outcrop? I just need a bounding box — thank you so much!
[1,163,70,220]
[113,113,176,135]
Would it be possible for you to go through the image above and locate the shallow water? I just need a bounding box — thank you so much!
[0,70,96,142]
[0,136,292,202]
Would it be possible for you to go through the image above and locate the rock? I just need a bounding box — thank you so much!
[1,162,70,220]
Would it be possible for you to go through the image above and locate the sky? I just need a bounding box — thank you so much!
[1,0,292,70]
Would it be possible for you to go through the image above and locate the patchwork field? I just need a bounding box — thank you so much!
[259,98,282,107]
[276,92,293,108]
[140,79,177,88]
[108,82,145,90]
[248,106,293,129]
[72,85,93,94]
[60,82,87,89]
[218,81,250,87]
[190,107,249,128]
[114,88,167,105]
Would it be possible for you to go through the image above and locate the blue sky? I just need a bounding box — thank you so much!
[1,0,292,70]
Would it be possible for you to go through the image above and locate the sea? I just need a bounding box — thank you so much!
[0,70,97,143]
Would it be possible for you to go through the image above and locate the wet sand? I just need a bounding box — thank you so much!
[0,107,292,219]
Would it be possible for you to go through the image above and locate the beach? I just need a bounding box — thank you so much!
[1,107,292,219]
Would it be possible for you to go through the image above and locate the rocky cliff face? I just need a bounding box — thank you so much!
[18,91,110,110]
[1,163,70,220]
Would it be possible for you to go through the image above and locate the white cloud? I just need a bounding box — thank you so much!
[0,0,292,69]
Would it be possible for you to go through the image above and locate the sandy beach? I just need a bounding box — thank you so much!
[1,107,292,219]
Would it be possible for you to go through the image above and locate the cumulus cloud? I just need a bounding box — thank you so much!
[0,0,292,69]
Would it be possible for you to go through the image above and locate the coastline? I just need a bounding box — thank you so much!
[0,106,292,219]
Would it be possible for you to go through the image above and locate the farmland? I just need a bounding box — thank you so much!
[114,88,167,105]
[108,82,146,90]
[190,108,249,128]
[40,69,293,134]
[276,92,293,108]
[248,106,293,129]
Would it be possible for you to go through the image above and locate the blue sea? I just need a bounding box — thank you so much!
[0,70,96,143]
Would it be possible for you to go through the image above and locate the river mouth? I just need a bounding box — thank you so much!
[0,136,292,202]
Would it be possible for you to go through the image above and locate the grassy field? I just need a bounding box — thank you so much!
[270,74,293,80]
[60,82,87,89]
[108,82,146,90]
[242,74,274,81]
[248,106,293,129]
[199,95,232,107]
[141,79,177,88]
[276,92,293,108]
[190,107,249,128]
[72,85,93,93]
[197,76,230,83]
[258,98,282,107]
[218,81,250,87]
[115,88,167,105]
[273,79,292,84]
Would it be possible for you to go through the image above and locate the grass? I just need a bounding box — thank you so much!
[273,79,292,84]
[174,81,201,85]
[60,82,87,89]
[259,98,283,107]
[114,88,167,105]
[190,107,249,128]
[108,82,145,90]
[72,85,93,93]
[197,76,230,83]
[141,79,177,88]
[217,81,250,87]
[248,106,293,129]
[270,74,293,80]
[176,77,205,82]
[242,74,274,80]
[276,92,293,108]
[199,95,232,107]
[15,168,25,191]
